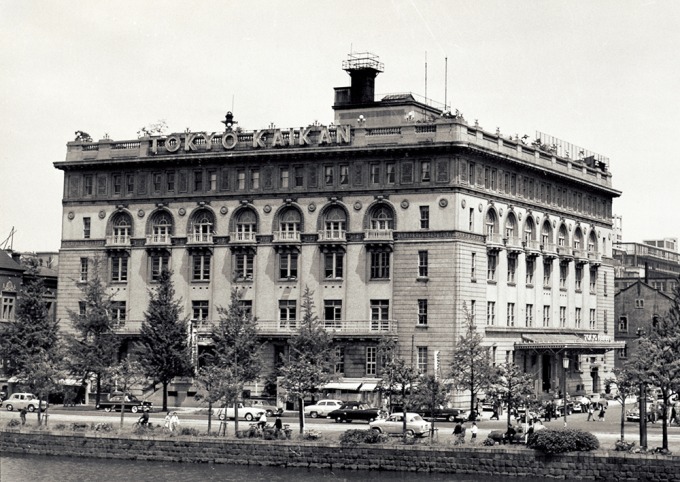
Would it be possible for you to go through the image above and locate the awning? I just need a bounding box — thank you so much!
[322,382,362,391]
[515,333,625,351]
[59,379,84,386]
[7,376,24,383]
[359,382,378,392]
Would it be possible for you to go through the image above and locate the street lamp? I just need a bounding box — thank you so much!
[636,328,647,449]
[562,356,570,427]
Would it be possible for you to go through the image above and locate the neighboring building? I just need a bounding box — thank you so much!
[53,53,623,404]
[613,241,680,294]
[613,280,674,369]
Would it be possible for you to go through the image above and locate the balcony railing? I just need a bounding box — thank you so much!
[364,229,393,242]
[318,230,347,242]
[557,245,574,259]
[256,319,396,336]
[186,233,214,245]
[230,231,257,243]
[145,233,172,246]
[588,251,602,265]
[524,239,541,255]
[486,232,504,250]
[542,242,558,257]
[106,234,131,247]
[505,236,523,253]
[573,248,588,263]
[273,231,301,243]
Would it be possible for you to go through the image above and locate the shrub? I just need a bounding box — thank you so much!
[7,419,21,428]
[482,437,496,446]
[71,422,88,432]
[527,428,599,454]
[178,427,200,437]
[92,423,114,432]
[340,429,388,446]
[53,423,67,431]
[614,440,636,452]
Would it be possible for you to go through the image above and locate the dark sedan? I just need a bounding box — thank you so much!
[328,402,381,423]
[417,406,468,423]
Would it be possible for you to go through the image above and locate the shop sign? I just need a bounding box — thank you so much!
[583,333,611,342]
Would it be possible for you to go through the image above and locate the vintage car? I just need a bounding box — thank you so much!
[249,400,281,417]
[369,412,431,437]
[96,393,152,413]
[217,403,264,421]
[417,406,468,423]
[0,393,48,412]
[328,402,381,423]
[304,399,343,418]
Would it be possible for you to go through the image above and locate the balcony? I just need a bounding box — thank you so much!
[542,242,558,259]
[486,233,504,251]
[255,319,396,337]
[588,251,602,266]
[105,234,131,248]
[145,233,172,246]
[273,230,301,243]
[318,230,347,242]
[505,236,523,254]
[557,245,574,262]
[573,248,589,264]
[230,231,257,245]
[364,229,393,242]
[524,239,541,257]
[186,233,214,245]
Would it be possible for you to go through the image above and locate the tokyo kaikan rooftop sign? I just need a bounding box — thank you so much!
[150,125,352,155]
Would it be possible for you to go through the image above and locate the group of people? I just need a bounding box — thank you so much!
[452,421,478,444]
[136,409,180,431]
[585,400,608,422]
[257,411,284,433]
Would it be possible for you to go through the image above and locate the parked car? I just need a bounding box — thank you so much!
[1,393,48,412]
[249,400,280,417]
[304,399,343,418]
[217,403,264,421]
[328,402,381,423]
[572,395,592,413]
[417,406,467,422]
[369,412,431,437]
[96,393,152,413]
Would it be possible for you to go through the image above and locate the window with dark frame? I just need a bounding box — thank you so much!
[323,300,342,328]
[324,251,343,279]
[83,217,91,239]
[192,253,211,281]
[371,299,390,330]
[419,206,429,229]
[110,255,128,282]
[418,250,428,277]
[417,299,428,325]
[192,300,209,322]
[279,300,296,328]
[370,250,390,279]
[279,251,298,279]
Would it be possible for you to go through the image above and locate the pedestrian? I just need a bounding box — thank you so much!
[505,423,517,444]
[164,411,172,430]
[490,402,499,420]
[274,413,283,433]
[453,421,464,444]
[170,411,180,431]
[470,421,478,441]
[670,404,678,426]
[257,411,267,429]
[587,403,595,421]
[598,404,606,422]
[19,407,27,425]
[137,407,150,426]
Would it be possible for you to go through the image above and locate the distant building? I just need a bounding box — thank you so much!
[613,279,674,369]
[613,241,680,294]
[53,53,622,404]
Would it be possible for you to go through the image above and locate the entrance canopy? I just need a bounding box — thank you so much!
[515,333,625,353]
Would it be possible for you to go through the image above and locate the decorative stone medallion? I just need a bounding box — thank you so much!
[354,201,362,211]
[137,209,145,218]
[263,205,272,214]
[308,202,316,212]
[461,199,466,209]
[478,203,483,212]
[220,206,228,215]
[98,210,106,219]
[439,198,448,208]
[178,208,186,216]
[67,211,75,220]
[400,200,409,209]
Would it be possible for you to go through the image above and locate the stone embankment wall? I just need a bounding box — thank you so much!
[2,430,680,482]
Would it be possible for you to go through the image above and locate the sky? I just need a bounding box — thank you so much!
[1,0,679,252]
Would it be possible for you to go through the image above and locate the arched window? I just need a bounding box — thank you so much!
[279,208,301,235]
[541,221,552,246]
[573,228,583,250]
[111,212,132,242]
[235,209,257,241]
[524,217,536,242]
[323,206,346,235]
[558,225,568,247]
[485,210,498,236]
[369,205,393,230]
[190,210,214,241]
[504,213,516,239]
[150,211,173,243]
[588,231,598,253]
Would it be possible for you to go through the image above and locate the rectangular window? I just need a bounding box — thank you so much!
[192,300,209,322]
[279,300,297,328]
[193,170,203,192]
[560,306,567,327]
[418,250,428,278]
[619,346,628,359]
[526,258,535,285]
[339,164,349,185]
[575,265,583,291]
[324,166,334,185]
[208,170,217,191]
[487,301,496,325]
[543,260,552,287]
[112,174,122,195]
[491,169,497,190]
[167,171,176,192]
[419,206,430,229]
[604,310,608,333]
[111,301,126,324]
[97,176,107,196]
[370,164,380,184]
[237,170,246,190]
[366,347,377,376]
[294,166,304,187]
[507,256,516,284]
[635,299,644,308]
[487,253,497,281]
[417,347,428,374]
[469,208,474,231]
[153,172,162,192]
[79,257,89,282]
[575,307,582,328]
[559,264,568,289]
[484,167,490,189]
[84,175,93,196]
[589,268,597,293]
[335,346,345,374]
[324,300,342,328]
[192,254,211,281]
[471,252,476,280]
[78,301,86,316]
[619,316,628,333]
[280,168,289,189]
[251,169,260,189]
[83,217,91,239]
[324,252,344,279]
[421,161,431,182]
[386,163,395,183]
[370,251,390,279]
[234,252,254,280]
[371,300,390,330]
[525,304,533,327]
[468,162,475,185]
[507,302,515,327]
[1,296,15,321]
[470,300,476,321]
[491,346,497,367]
[111,255,128,282]
[543,305,551,327]
[589,309,596,329]
[417,299,428,325]
[126,174,134,194]
[150,253,170,282]
[603,273,608,295]
[279,252,298,279]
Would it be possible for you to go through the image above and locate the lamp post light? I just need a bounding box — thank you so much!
[562,356,570,427]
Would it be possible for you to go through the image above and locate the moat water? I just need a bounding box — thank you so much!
[1,453,566,481]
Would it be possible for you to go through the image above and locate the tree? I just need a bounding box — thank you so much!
[608,365,638,442]
[209,288,262,434]
[137,269,193,412]
[0,260,63,424]
[194,364,234,435]
[378,336,420,438]
[279,287,334,434]
[486,362,534,427]
[108,358,145,428]
[629,281,680,450]
[412,373,451,439]
[65,257,120,407]
[449,304,496,416]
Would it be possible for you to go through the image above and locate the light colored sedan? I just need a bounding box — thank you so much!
[304,399,343,418]
[1,393,48,412]
[369,412,431,437]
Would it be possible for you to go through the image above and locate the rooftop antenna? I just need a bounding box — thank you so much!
[444,56,448,111]
[1,227,16,250]
[424,51,428,105]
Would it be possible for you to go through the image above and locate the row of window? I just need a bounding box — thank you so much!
[483,301,605,330]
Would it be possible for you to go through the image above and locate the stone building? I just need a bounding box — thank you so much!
[53,53,623,404]
[613,240,680,294]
